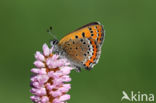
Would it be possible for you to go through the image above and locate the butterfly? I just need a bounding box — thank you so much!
[50,22,105,72]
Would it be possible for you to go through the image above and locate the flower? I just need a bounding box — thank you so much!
[30,43,73,103]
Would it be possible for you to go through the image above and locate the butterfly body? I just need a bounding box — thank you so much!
[52,22,104,71]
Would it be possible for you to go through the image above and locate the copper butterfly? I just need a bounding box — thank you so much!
[50,22,105,72]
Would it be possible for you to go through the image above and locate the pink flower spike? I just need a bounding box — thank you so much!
[32,82,40,88]
[43,43,50,56]
[30,43,73,103]
[50,90,62,97]
[34,61,45,68]
[46,83,54,90]
[31,68,40,74]
[60,66,73,75]
[30,96,40,103]
[61,75,71,82]
[38,75,49,84]
[52,54,59,60]
[36,88,47,96]
[35,51,45,61]
[41,96,49,103]
[59,94,70,102]
[53,98,60,103]
[39,68,47,75]
[59,84,71,92]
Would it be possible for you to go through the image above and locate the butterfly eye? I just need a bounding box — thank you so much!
[50,40,59,45]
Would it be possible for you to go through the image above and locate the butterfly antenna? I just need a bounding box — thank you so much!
[47,26,58,40]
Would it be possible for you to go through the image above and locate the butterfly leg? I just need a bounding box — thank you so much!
[75,66,81,72]
[85,66,92,71]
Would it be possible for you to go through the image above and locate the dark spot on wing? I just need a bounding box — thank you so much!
[89,62,92,66]
[75,35,78,38]
[80,39,83,42]
[88,27,92,30]
[84,54,87,56]
[82,32,85,37]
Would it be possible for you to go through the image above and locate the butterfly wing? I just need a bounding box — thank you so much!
[58,22,105,70]
[59,22,104,46]
[59,38,93,69]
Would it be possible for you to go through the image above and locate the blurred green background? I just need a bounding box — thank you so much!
[0,0,156,103]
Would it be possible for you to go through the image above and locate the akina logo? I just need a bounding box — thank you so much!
[121,91,154,102]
